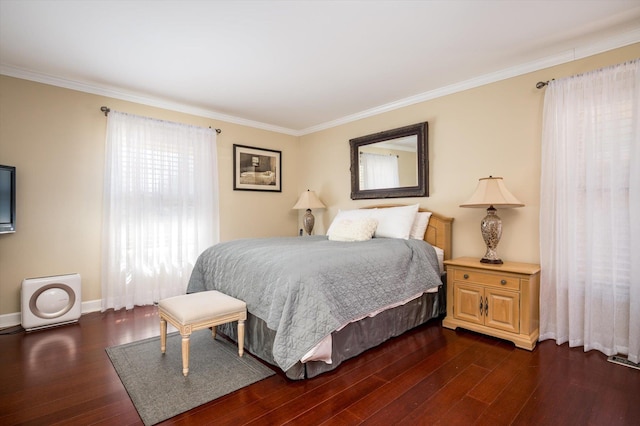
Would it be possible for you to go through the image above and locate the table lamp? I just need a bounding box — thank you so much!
[460,176,524,264]
[293,190,326,235]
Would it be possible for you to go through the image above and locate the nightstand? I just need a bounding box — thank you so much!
[442,257,541,350]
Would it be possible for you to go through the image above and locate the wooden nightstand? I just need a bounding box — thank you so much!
[442,257,541,350]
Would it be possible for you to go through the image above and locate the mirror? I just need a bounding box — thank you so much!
[350,122,428,199]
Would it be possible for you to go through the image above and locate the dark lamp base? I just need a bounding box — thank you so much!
[481,258,503,264]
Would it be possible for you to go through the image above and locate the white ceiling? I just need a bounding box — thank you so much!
[1,1,639,135]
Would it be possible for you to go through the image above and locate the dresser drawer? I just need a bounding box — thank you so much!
[453,268,520,290]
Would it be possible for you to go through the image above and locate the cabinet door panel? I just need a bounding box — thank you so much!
[454,283,483,325]
[486,289,520,333]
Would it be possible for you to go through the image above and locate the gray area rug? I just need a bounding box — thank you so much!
[106,330,275,425]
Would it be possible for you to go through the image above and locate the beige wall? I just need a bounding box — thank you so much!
[0,43,638,317]
[299,43,640,263]
[0,77,300,315]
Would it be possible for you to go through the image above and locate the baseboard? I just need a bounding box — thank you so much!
[0,299,102,329]
[0,312,20,329]
[82,299,102,314]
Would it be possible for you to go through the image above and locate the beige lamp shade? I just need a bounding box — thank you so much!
[292,190,326,210]
[293,190,326,236]
[460,176,524,208]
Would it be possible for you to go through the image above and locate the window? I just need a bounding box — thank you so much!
[101,111,219,311]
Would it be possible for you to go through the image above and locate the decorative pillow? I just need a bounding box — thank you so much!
[370,204,420,239]
[326,208,376,236]
[410,211,432,240]
[327,218,378,242]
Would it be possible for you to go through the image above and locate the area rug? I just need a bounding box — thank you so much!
[106,330,275,425]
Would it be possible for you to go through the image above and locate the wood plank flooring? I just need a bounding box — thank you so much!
[1,305,638,425]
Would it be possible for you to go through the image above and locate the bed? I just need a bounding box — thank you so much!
[187,204,453,379]
[239,170,276,185]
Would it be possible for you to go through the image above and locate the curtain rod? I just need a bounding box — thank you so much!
[359,151,399,158]
[99,106,222,134]
[537,60,637,91]
[535,79,554,89]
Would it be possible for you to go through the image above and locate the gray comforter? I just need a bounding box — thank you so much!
[187,236,441,371]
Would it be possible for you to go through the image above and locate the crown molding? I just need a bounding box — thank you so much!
[2,27,638,138]
[298,28,640,135]
[0,65,300,136]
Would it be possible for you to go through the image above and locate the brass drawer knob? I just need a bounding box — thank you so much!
[501,279,507,285]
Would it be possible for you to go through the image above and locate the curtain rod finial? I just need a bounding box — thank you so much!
[536,79,555,89]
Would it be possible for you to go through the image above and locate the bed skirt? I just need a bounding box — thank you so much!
[217,283,446,380]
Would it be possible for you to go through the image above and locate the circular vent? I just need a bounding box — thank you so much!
[29,284,76,319]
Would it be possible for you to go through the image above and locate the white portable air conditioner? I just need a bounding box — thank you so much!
[21,273,82,331]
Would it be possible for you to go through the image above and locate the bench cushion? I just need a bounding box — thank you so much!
[159,290,246,324]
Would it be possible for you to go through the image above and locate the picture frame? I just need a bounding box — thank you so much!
[233,144,282,192]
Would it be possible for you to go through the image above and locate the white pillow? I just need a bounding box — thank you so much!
[370,204,420,239]
[327,218,378,242]
[410,211,432,240]
[326,208,376,236]
[433,246,445,274]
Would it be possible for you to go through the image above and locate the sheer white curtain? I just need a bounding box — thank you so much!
[360,152,400,189]
[539,59,639,363]
[101,111,219,311]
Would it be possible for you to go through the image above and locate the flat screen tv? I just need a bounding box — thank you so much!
[0,165,16,234]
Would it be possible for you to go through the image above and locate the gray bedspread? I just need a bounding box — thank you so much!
[187,236,441,371]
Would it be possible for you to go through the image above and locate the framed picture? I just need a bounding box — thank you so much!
[233,144,282,192]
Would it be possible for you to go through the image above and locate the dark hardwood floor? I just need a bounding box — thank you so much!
[1,305,638,425]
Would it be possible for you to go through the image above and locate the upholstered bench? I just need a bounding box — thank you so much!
[158,290,247,376]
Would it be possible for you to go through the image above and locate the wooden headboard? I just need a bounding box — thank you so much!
[364,204,454,260]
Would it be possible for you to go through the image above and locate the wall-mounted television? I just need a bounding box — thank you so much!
[0,164,16,234]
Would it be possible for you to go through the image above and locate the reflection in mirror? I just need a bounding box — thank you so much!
[359,135,418,189]
[350,122,428,199]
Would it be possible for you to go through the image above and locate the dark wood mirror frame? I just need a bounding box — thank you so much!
[350,122,429,200]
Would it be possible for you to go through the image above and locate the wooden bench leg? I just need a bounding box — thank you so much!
[160,316,167,354]
[238,319,245,357]
[181,333,190,376]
